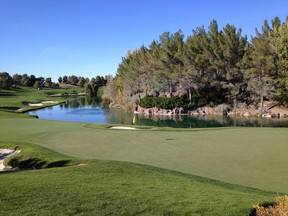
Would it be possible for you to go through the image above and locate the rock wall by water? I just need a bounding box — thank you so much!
[133,105,288,119]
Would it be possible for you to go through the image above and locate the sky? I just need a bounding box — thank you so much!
[0,0,287,82]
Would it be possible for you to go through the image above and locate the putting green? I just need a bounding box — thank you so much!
[0,116,287,193]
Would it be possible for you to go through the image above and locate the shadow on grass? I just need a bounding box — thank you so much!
[0,106,20,111]
[0,93,15,96]
[46,160,72,168]
[8,157,72,170]
[249,202,276,216]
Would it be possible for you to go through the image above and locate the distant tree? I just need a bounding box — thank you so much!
[62,75,68,84]
[58,76,62,84]
[85,83,93,96]
[68,75,78,85]
[0,72,13,89]
[90,77,96,86]
[37,77,45,88]
[45,77,52,87]
[29,75,37,87]
[102,75,117,104]
[21,74,30,86]
[33,80,40,89]
[77,77,86,87]
[12,74,22,87]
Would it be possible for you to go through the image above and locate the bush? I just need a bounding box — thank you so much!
[139,94,210,110]
[139,96,186,109]
[215,104,231,115]
[253,195,288,216]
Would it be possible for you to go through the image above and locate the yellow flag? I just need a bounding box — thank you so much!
[132,115,136,124]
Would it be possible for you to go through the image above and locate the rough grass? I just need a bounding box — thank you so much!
[0,142,276,216]
[253,195,288,216]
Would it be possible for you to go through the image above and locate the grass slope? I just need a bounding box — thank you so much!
[0,87,84,112]
[0,143,275,216]
[0,111,287,193]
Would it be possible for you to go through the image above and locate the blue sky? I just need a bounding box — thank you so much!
[0,0,287,82]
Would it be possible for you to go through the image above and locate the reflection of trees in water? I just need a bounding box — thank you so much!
[59,97,99,109]
[137,115,288,128]
[105,109,133,125]
[53,99,288,127]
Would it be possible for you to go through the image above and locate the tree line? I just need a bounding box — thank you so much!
[0,73,57,89]
[0,73,107,96]
[103,17,288,110]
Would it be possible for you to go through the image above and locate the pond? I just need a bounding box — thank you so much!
[28,97,288,128]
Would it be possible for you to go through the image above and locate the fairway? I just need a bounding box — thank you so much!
[1,114,287,193]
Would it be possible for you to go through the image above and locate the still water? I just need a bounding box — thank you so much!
[28,97,288,128]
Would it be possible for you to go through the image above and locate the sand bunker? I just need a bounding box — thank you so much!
[0,149,21,172]
[110,126,136,130]
[28,101,58,106]
[28,103,43,106]
[42,101,58,104]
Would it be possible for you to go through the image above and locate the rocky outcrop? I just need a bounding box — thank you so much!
[133,104,288,119]
[134,105,184,116]
[188,107,219,116]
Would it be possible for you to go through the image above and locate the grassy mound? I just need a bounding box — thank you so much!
[1,142,78,169]
[0,144,276,215]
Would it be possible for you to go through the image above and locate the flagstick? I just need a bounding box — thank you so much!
[133,115,136,144]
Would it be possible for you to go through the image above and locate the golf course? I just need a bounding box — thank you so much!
[0,87,287,215]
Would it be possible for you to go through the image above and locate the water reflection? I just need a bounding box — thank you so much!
[137,114,288,128]
[28,97,288,128]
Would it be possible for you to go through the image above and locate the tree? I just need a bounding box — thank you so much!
[183,27,208,103]
[0,72,13,89]
[62,75,68,84]
[33,80,40,89]
[68,75,78,85]
[45,77,52,87]
[156,31,184,97]
[37,77,45,88]
[29,75,37,87]
[77,77,86,87]
[102,75,117,105]
[85,83,93,96]
[21,74,30,86]
[246,20,276,109]
[12,74,22,87]
[58,76,63,84]
[271,17,288,105]
[219,24,248,104]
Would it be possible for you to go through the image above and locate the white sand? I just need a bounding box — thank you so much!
[28,101,58,106]
[110,126,136,130]
[0,149,21,172]
[28,103,43,106]
[42,101,58,104]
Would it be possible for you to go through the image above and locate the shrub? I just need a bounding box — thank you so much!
[253,195,288,216]
[139,94,209,109]
[139,96,186,109]
[215,104,231,115]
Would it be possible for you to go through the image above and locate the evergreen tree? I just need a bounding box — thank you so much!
[58,76,63,84]
[246,20,276,109]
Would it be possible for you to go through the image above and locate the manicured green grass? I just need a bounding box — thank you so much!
[0,143,275,216]
[0,87,85,112]
[0,88,287,214]
[0,112,287,193]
